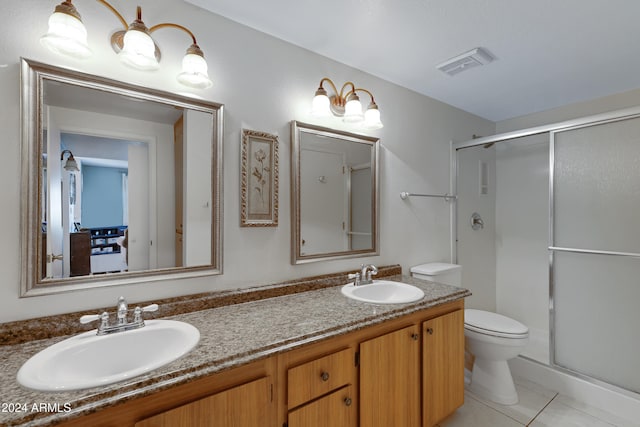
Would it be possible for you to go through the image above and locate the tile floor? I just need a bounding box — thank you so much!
[437,377,640,427]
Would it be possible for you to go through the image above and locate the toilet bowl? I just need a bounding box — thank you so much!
[464,309,529,405]
[410,263,529,405]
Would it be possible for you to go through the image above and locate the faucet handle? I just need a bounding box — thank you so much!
[133,303,159,323]
[347,272,361,286]
[80,312,110,332]
[80,314,101,324]
[142,303,159,313]
[367,265,378,281]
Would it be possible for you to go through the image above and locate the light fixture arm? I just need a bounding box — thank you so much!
[311,77,383,128]
[60,149,73,161]
[351,87,377,105]
[149,22,198,46]
[42,0,213,88]
[318,77,336,93]
[317,78,359,108]
[95,0,128,30]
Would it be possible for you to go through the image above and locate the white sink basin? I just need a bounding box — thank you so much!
[341,280,425,304]
[17,320,200,392]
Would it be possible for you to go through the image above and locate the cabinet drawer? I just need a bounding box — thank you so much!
[288,385,356,427]
[288,348,354,408]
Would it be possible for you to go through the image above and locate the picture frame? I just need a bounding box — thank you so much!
[241,129,279,227]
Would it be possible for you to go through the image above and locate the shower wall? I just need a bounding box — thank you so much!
[456,135,550,363]
[456,145,496,312]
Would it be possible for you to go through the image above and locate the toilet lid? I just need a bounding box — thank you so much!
[410,263,461,276]
[464,309,529,338]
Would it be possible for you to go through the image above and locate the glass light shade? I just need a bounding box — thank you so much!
[118,29,159,71]
[63,157,79,172]
[311,93,331,117]
[343,96,364,123]
[177,53,212,89]
[363,105,383,129]
[40,11,92,59]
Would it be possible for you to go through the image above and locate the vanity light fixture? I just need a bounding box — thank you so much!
[60,149,79,172]
[311,78,383,129]
[41,0,213,89]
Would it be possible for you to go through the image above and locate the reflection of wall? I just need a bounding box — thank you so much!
[81,166,127,228]
[0,0,495,321]
[183,110,212,267]
[128,144,150,271]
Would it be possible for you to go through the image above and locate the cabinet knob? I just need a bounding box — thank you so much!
[426,327,434,335]
[320,371,330,382]
[344,397,352,406]
[411,333,419,341]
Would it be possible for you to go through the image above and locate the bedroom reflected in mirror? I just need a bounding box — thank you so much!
[21,58,223,296]
[291,121,379,264]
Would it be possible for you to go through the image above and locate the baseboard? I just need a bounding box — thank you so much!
[510,356,640,423]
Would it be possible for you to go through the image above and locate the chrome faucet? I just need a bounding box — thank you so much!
[117,296,128,325]
[80,297,158,336]
[348,264,379,286]
[360,264,378,285]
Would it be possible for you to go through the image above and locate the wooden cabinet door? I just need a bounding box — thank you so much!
[135,376,272,427]
[288,384,356,427]
[423,310,464,427]
[359,324,421,427]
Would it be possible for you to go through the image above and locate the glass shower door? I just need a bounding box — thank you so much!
[551,115,640,394]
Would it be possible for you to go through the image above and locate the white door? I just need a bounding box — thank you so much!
[45,106,63,278]
[300,148,347,255]
[127,144,151,271]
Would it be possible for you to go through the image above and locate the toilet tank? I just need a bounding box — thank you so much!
[410,263,461,286]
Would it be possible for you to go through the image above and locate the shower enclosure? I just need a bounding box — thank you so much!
[453,106,640,397]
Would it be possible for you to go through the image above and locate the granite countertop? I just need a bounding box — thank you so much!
[0,274,470,426]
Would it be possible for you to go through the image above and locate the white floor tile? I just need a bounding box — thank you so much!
[465,378,557,424]
[555,395,640,427]
[437,394,523,427]
[513,376,558,400]
[530,399,617,427]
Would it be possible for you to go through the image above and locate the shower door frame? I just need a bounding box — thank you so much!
[452,104,640,397]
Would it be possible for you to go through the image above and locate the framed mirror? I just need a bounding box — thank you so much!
[291,121,379,264]
[20,58,223,296]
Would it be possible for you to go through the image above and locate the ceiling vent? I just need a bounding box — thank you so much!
[437,47,494,76]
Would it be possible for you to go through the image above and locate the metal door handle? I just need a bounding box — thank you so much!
[47,253,64,263]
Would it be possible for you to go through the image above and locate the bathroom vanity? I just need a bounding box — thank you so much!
[0,269,469,427]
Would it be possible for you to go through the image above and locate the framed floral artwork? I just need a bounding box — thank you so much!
[241,129,279,227]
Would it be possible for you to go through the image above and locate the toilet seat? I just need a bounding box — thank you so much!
[464,309,528,339]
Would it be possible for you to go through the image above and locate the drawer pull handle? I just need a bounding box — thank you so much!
[344,397,352,406]
[411,333,419,341]
[426,327,434,335]
[320,371,330,381]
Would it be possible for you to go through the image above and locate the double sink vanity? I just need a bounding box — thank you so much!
[10,59,470,427]
[1,265,470,426]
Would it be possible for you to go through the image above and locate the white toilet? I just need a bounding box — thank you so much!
[410,263,529,405]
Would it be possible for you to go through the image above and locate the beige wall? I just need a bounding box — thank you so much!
[0,0,494,321]
[497,88,640,133]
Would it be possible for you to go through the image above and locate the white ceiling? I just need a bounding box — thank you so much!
[185,0,640,122]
